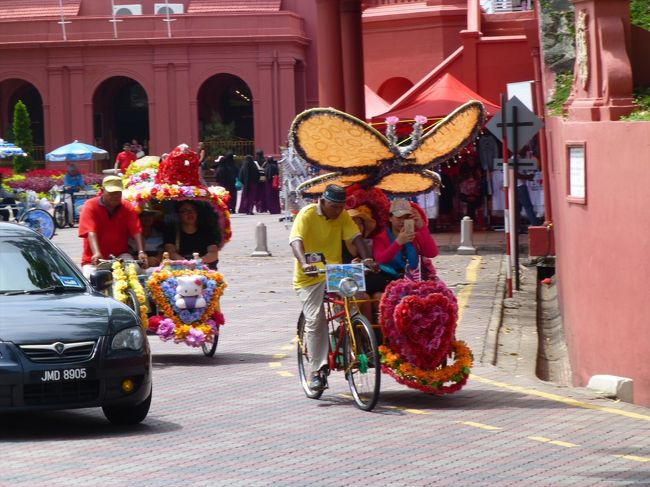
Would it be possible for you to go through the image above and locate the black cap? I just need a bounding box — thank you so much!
[322,184,347,203]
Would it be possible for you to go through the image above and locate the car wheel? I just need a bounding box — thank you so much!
[102,391,151,425]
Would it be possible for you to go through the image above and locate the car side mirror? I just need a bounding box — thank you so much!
[90,270,113,292]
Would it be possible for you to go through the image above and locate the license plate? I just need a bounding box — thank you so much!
[39,368,87,382]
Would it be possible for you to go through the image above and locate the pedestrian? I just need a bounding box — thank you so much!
[253,149,267,213]
[63,163,84,193]
[238,154,261,214]
[516,169,540,232]
[457,156,484,223]
[263,155,281,214]
[197,141,208,186]
[131,139,144,158]
[78,175,147,279]
[213,152,238,213]
[289,184,377,391]
[114,143,136,175]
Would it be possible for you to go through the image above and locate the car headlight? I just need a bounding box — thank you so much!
[338,277,359,298]
[111,326,145,351]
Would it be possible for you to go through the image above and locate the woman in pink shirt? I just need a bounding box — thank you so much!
[373,198,438,279]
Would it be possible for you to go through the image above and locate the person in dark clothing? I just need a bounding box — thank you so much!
[213,152,238,213]
[253,149,267,213]
[238,154,261,214]
[163,200,221,269]
[263,156,282,214]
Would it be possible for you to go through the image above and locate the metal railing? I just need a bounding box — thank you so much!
[203,139,255,158]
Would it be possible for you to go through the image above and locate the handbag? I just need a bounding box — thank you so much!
[271,174,280,190]
[235,178,242,191]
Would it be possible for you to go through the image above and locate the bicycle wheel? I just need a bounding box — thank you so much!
[125,289,142,322]
[296,312,324,400]
[20,208,56,239]
[53,205,67,229]
[202,329,219,357]
[344,315,381,411]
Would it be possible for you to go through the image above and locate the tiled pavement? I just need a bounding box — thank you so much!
[1,215,649,486]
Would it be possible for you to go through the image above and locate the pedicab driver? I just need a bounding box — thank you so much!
[289,184,378,392]
[78,175,147,279]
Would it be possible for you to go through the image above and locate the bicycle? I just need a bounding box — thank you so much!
[296,261,381,411]
[0,198,56,239]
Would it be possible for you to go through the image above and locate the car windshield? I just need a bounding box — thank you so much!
[0,237,86,294]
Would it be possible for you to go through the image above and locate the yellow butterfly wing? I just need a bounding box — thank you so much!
[296,173,369,197]
[290,108,394,172]
[374,171,441,196]
[409,101,485,166]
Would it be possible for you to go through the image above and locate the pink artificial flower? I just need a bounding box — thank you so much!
[414,115,427,125]
[156,318,176,341]
[386,116,399,125]
[185,327,205,347]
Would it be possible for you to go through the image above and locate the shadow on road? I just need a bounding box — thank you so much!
[152,351,276,368]
[0,410,180,441]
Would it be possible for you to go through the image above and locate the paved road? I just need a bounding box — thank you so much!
[2,215,649,486]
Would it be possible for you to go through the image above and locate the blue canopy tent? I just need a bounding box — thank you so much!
[0,139,27,159]
[46,140,108,162]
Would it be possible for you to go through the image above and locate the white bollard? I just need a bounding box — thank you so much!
[251,222,272,257]
[457,216,477,255]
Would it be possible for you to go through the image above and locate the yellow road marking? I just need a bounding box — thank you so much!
[472,375,650,422]
[268,362,282,368]
[528,436,578,448]
[615,454,650,463]
[273,353,288,359]
[457,256,482,324]
[459,421,502,431]
[277,371,294,377]
[384,405,431,415]
[338,393,353,400]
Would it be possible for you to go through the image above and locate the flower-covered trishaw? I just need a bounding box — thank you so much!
[289,102,483,397]
[119,144,230,356]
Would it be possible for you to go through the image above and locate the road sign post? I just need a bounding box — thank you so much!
[486,95,544,293]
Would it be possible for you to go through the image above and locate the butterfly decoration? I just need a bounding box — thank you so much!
[289,100,485,197]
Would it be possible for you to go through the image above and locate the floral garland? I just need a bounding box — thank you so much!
[111,261,129,303]
[126,263,148,325]
[111,261,148,326]
[379,341,473,395]
[147,266,227,347]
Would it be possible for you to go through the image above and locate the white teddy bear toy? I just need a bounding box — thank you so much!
[174,275,207,310]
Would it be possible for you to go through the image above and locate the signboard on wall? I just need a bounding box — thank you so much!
[568,144,586,202]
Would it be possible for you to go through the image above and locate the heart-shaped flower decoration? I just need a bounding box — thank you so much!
[147,266,227,347]
[380,278,458,370]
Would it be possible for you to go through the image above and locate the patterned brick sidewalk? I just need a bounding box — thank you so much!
[1,215,648,486]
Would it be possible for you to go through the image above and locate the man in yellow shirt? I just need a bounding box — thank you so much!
[289,184,377,391]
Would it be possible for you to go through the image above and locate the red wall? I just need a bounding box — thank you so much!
[547,117,650,407]
[363,5,467,92]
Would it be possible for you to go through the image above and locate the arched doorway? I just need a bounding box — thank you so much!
[0,79,44,153]
[92,76,149,160]
[197,73,253,156]
[378,77,414,104]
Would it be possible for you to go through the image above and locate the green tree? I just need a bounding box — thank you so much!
[201,112,236,158]
[12,100,34,173]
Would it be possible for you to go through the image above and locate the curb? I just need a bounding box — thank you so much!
[481,254,506,366]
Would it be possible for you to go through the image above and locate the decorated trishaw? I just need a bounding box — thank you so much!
[114,144,231,356]
[289,101,484,398]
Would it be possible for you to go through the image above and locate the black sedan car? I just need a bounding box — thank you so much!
[0,222,151,424]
